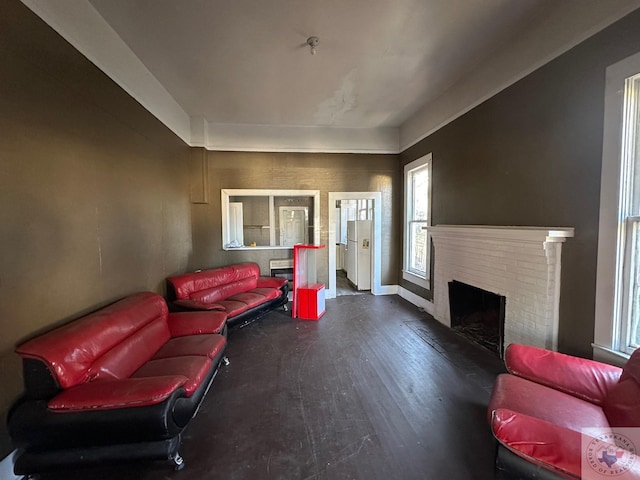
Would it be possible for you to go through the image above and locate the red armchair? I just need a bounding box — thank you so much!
[488,343,640,479]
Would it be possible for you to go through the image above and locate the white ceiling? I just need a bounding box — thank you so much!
[21,0,640,153]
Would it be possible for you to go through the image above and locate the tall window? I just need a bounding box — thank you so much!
[403,154,432,289]
[595,52,640,363]
[616,71,640,355]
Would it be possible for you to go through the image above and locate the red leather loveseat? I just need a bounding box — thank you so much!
[488,343,640,479]
[167,262,288,328]
[7,292,228,476]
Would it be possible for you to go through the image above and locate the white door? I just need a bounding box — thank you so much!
[279,207,308,247]
[228,202,244,247]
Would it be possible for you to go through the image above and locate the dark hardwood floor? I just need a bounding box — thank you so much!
[38,295,506,480]
[335,269,365,296]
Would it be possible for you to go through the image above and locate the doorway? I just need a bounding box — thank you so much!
[279,206,308,247]
[327,192,382,299]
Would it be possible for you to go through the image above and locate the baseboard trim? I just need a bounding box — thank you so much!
[0,449,19,479]
[374,285,399,296]
[398,287,434,315]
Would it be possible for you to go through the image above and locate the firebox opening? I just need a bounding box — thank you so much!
[448,280,505,357]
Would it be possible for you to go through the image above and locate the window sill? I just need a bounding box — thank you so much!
[592,343,631,367]
[223,246,293,251]
[402,270,430,290]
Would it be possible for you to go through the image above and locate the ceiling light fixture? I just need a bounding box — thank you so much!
[306,36,319,55]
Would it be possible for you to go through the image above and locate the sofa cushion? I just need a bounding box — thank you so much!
[190,277,258,305]
[256,276,287,289]
[152,334,226,360]
[227,292,269,309]
[603,348,640,427]
[47,376,187,412]
[88,318,170,381]
[15,292,168,389]
[173,299,226,311]
[168,311,227,337]
[216,300,250,318]
[249,288,281,302]
[505,343,622,406]
[133,356,212,397]
[169,266,235,299]
[489,374,610,432]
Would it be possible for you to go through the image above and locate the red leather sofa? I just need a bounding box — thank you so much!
[488,343,640,479]
[7,292,228,476]
[167,262,288,328]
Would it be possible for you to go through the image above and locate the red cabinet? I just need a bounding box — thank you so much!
[293,244,326,320]
[297,283,325,320]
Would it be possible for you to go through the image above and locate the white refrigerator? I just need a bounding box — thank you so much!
[346,220,371,290]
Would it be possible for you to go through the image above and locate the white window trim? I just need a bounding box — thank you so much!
[221,189,320,250]
[594,51,640,365]
[402,153,432,290]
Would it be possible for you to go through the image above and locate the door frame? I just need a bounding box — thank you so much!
[327,192,382,299]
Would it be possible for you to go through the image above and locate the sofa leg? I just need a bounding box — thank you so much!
[222,356,230,366]
[172,452,185,471]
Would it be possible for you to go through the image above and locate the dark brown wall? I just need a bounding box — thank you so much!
[7,0,637,462]
[401,9,640,358]
[0,1,192,455]
[0,2,401,459]
[188,151,401,286]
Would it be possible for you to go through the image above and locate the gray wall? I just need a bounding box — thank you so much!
[0,1,192,455]
[401,9,640,358]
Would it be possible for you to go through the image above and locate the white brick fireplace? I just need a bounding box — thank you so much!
[428,225,574,352]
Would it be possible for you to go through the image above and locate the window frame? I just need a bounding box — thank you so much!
[616,71,640,356]
[402,153,432,289]
[594,52,640,365]
[221,189,320,250]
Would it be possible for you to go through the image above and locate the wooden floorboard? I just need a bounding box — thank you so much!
[335,269,365,297]
[38,294,505,480]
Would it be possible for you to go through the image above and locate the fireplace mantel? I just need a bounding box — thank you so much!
[427,225,574,243]
[428,225,574,352]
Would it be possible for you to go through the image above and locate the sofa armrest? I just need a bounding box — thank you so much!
[492,408,640,479]
[505,343,622,405]
[173,299,225,311]
[491,408,583,478]
[47,376,187,412]
[257,276,287,289]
